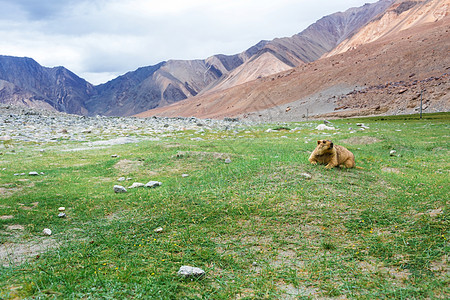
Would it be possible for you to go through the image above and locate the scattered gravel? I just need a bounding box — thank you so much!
[0,105,252,147]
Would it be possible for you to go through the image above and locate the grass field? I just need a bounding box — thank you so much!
[0,113,448,299]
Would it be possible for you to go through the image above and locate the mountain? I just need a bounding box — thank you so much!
[138,0,449,120]
[0,0,397,116]
[86,0,393,116]
[327,0,450,56]
[206,0,394,93]
[2,0,448,119]
[0,55,94,114]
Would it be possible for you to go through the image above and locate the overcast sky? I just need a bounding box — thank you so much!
[0,0,378,84]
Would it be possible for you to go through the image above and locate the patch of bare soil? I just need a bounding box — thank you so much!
[19,201,39,210]
[6,225,25,231]
[0,187,19,197]
[340,136,382,145]
[114,159,144,173]
[382,167,401,174]
[0,238,58,267]
[276,283,320,299]
[359,259,412,287]
[415,208,444,218]
[174,151,232,160]
[430,255,448,273]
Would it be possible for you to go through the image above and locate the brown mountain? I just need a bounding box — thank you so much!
[84,0,393,116]
[0,55,95,114]
[137,0,450,120]
[0,0,396,116]
[205,0,394,93]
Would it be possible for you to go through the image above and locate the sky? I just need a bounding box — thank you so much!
[0,0,378,85]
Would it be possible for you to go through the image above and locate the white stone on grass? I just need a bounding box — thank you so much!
[43,228,52,236]
[113,185,127,193]
[177,266,205,278]
[128,182,145,189]
[315,124,336,130]
[145,181,162,188]
[29,171,39,176]
[300,173,312,180]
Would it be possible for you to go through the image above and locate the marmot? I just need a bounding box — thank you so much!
[309,140,356,169]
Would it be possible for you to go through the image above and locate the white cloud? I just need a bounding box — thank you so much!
[0,0,379,84]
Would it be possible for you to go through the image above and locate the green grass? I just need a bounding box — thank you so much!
[0,113,449,299]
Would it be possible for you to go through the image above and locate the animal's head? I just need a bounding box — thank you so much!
[315,140,334,154]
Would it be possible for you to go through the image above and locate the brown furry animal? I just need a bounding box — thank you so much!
[309,140,356,169]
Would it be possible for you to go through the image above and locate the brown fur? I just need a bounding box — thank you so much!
[309,140,356,169]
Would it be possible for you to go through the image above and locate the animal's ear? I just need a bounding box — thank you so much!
[330,142,334,148]
[317,140,321,145]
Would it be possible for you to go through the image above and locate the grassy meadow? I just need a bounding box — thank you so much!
[0,113,448,299]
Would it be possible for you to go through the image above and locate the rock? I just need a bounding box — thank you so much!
[145,181,162,188]
[390,150,397,156]
[357,123,370,129]
[29,171,39,176]
[0,135,12,141]
[154,227,163,233]
[43,228,52,236]
[58,207,65,212]
[113,185,127,193]
[7,225,24,230]
[315,124,336,130]
[111,154,119,158]
[181,174,189,178]
[128,182,145,189]
[177,266,205,278]
[118,177,126,182]
[58,212,66,218]
[224,158,232,164]
[427,208,443,217]
[300,173,312,180]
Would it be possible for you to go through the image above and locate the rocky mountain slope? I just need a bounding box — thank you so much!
[0,56,95,115]
[138,0,450,120]
[327,0,450,56]
[207,0,394,93]
[0,0,396,117]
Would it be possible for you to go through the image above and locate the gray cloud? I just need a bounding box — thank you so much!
[0,0,80,20]
[0,0,378,84]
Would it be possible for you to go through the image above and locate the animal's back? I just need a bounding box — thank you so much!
[335,145,355,168]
